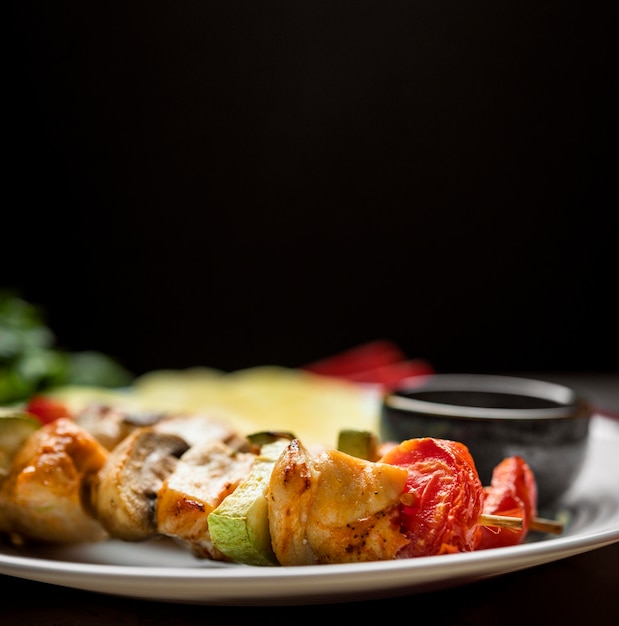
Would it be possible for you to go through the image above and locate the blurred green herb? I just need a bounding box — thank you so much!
[0,290,134,404]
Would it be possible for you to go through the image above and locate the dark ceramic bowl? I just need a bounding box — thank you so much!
[380,374,592,510]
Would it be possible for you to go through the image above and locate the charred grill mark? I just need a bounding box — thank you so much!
[170,497,205,518]
[281,464,295,485]
[301,473,311,492]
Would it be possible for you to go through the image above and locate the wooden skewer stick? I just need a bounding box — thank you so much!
[478,513,523,530]
[530,516,564,535]
[478,514,565,535]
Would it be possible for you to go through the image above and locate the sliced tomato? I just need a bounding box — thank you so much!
[380,437,484,557]
[476,455,537,550]
[24,395,72,425]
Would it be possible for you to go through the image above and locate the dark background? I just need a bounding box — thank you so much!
[6,1,617,377]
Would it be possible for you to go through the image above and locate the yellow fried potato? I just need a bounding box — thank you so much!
[131,366,381,449]
[49,366,382,450]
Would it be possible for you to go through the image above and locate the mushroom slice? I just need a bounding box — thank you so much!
[75,403,171,451]
[76,403,250,453]
[268,440,410,565]
[0,418,109,544]
[90,427,189,541]
[156,439,256,560]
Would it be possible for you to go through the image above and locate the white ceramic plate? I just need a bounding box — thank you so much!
[1,414,618,606]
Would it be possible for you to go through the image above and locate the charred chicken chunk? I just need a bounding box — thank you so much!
[156,439,256,560]
[0,418,109,544]
[268,439,410,565]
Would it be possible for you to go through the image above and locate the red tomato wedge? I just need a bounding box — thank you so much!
[380,437,484,557]
[24,395,72,425]
[476,455,537,549]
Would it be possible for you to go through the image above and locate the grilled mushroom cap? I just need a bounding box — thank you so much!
[90,427,189,541]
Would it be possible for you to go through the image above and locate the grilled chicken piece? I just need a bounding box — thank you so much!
[90,427,189,541]
[0,418,109,544]
[268,439,410,565]
[156,439,256,560]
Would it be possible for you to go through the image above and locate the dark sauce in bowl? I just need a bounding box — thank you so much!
[407,390,564,410]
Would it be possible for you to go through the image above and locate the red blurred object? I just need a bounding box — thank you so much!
[302,340,434,390]
[336,359,434,388]
[303,340,406,376]
[24,395,72,425]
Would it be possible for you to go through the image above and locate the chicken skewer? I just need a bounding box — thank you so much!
[338,429,562,539]
[0,401,559,565]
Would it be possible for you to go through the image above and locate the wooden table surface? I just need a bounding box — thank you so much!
[1,372,618,626]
